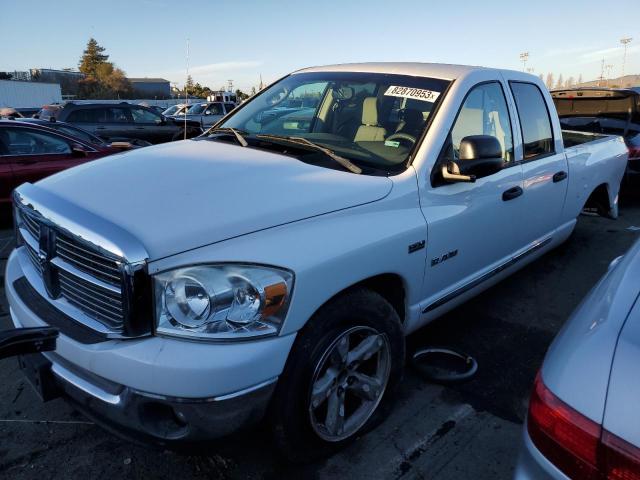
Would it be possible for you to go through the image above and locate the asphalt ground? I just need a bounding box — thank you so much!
[1,193,640,479]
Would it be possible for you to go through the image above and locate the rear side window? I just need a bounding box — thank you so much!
[224,103,236,113]
[67,107,130,123]
[510,82,554,159]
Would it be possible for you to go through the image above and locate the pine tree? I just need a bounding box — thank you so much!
[78,38,109,79]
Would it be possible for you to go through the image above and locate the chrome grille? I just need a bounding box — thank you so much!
[55,233,122,286]
[22,210,40,239]
[17,209,126,332]
[24,242,43,274]
[58,270,124,328]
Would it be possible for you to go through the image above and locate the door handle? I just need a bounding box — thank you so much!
[553,171,567,183]
[502,186,523,201]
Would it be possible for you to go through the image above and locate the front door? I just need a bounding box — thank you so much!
[419,81,524,312]
[3,126,88,188]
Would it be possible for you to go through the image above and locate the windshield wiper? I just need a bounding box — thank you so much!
[256,134,362,174]
[208,127,248,147]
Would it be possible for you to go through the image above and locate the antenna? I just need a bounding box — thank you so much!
[184,38,189,140]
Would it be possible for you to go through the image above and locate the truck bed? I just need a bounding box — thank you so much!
[562,130,607,148]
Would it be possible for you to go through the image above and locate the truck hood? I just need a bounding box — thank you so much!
[36,139,393,260]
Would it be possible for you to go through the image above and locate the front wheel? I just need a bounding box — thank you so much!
[270,288,404,462]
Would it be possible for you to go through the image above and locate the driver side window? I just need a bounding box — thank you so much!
[446,82,514,163]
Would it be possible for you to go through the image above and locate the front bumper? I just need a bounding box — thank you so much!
[5,248,296,444]
[33,351,276,445]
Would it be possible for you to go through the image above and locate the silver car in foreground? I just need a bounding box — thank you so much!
[516,237,640,479]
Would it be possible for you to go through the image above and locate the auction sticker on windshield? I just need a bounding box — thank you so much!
[384,86,440,103]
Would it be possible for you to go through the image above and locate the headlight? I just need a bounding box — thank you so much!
[154,264,293,341]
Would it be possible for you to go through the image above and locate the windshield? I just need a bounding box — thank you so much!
[214,71,450,172]
[163,105,180,116]
[187,103,207,114]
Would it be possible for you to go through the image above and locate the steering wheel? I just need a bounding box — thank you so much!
[385,132,416,146]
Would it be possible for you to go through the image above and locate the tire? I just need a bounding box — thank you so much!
[270,287,405,462]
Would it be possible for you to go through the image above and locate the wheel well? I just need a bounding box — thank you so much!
[352,274,406,323]
[584,183,611,216]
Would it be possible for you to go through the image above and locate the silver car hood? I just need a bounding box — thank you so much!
[35,139,393,260]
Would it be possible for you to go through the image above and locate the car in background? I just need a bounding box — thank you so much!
[0,119,124,205]
[516,238,640,479]
[181,101,236,128]
[34,104,63,120]
[45,102,202,144]
[0,107,24,118]
[13,118,146,150]
[162,103,191,117]
[552,88,640,181]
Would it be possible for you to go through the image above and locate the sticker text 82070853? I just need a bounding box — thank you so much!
[384,86,440,103]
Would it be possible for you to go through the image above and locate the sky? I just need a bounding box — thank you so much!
[1,0,639,92]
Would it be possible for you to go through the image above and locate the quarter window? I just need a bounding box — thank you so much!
[445,82,514,163]
[510,82,554,159]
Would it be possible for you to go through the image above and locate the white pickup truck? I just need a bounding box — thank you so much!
[5,63,627,461]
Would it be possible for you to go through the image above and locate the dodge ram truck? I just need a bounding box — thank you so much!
[5,63,628,461]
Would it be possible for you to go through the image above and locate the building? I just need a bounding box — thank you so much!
[128,78,171,99]
[30,68,84,96]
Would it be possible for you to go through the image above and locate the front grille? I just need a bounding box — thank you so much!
[58,270,124,328]
[55,233,122,286]
[18,209,126,332]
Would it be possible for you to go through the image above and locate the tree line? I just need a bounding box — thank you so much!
[538,73,584,90]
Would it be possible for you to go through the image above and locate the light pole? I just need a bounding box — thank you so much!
[519,52,529,72]
[620,37,632,79]
[605,64,614,86]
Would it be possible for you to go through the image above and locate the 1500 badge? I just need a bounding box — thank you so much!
[431,249,458,267]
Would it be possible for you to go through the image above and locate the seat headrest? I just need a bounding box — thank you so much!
[401,109,423,128]
[361,97,379,126]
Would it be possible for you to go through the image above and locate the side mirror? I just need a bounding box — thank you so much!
[442,135,503,183]
[71,144,88,157]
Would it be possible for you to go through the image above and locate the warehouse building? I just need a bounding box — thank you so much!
[128,77,171,98]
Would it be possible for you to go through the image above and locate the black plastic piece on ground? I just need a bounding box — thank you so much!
[411,348,478,384]
[0,327,58,360]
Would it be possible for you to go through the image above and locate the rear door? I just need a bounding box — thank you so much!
[508,81,568,244]
[3,126,89,188]
[65,106,134,141]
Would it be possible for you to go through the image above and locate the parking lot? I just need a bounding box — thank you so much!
[0,192,637,480]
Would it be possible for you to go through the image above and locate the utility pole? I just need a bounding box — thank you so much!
[519,52,529,72]
[227,79,233,92]
[599,58,605,86]
[620,37,632,80]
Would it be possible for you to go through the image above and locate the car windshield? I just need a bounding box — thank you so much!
[213,71,450,173]
[163,105,180,116]
[187,104,207,114]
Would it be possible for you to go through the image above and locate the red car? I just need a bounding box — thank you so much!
[0,119,125,207]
